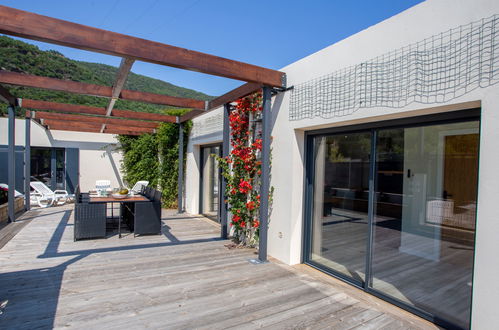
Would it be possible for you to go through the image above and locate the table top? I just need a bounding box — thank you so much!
[88,195,149,203]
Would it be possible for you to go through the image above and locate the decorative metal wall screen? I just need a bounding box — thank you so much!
[191,111,223,138]
[289,15,499,120]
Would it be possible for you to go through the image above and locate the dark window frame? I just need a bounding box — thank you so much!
[302,108,480,330]
[30,146,66,191]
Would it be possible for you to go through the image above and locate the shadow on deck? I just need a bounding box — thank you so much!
[0,205,436,329]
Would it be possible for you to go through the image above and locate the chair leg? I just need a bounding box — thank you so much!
[56,196,68,205]
[37,197,52,208]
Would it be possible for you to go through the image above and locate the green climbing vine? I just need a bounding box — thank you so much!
[117,111,191,208]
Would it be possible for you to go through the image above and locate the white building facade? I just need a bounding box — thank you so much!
[0,118,123,193]
[185,0,499,328]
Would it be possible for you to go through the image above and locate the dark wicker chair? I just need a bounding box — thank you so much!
[153,190,162,203]
[74,185,106,241]
[144,186,152,199]
[121,201,135,230]
[134,188,162,236]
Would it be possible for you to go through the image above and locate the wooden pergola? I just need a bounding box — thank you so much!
[0,5,286,262]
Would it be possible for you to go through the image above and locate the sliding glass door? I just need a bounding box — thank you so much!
[309,132,371,285]
[31,147,53,188]
[305,113,479,329]
[30,147,79,193]
[200,145,222,221]
[371,121,478,328]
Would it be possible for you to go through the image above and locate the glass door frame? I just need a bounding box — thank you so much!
[302,108,480,329]
[31,147,66,191]
[303,128,374,288]
[199,143,223,222]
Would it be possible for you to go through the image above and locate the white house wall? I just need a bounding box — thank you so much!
[185,106,223,214]
[185,0,499,327]
[0,118,124,192]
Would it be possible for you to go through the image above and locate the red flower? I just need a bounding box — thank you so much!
[238,179,252,193]
[223,92,269,244]
[246,201,256,211]
[252,139,262,151]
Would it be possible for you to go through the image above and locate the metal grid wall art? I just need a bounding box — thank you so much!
[289,15,499,120]
[191,111,223,138]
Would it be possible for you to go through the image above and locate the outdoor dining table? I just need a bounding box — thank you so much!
[88,195,149,238]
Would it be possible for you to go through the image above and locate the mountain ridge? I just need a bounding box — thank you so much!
[0,35,213,116]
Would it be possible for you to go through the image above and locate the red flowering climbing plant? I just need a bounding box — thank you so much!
[216,91,273,247]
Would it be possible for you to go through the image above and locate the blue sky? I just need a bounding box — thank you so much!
[0,0,424,96]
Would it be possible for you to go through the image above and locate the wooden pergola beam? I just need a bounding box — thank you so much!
[33,111,160,129]
[111,108,175,122]
[0,5,286,87]
[105,125,153,135]
[119,89,205,109]
[46,124,101,134]
[23,99,106,116]
[178,83,261,123]
[42,120,151,136]
[22,98,176,122]
[179,109,206,122]
[43,119,101,130]
[102,57,135,132]
[111,58,135,99]
[0,84,18,106]
[2,70,112,96]
[0,71,206,109]
[209,82,261,110]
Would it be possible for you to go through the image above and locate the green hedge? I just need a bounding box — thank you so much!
[117,115,192,208]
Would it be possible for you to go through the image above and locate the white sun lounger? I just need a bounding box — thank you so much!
[30,181,68,208]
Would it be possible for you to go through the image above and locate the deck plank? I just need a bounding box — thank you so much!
[0,205,437,329]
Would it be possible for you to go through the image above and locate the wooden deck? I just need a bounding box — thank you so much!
[0,205,437,329]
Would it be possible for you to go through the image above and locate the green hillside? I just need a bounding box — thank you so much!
[0,35,213,116]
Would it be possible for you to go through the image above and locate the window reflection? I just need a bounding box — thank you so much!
[31,147,52,187]
[311,133,371,283]
[372,122,478,328]
[308,119,479,329]
[201,146,221,221]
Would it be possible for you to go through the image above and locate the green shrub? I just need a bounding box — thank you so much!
[117,116,192,208]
